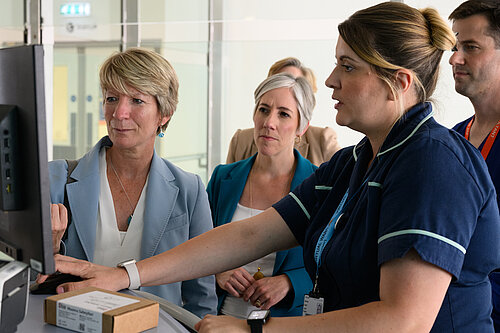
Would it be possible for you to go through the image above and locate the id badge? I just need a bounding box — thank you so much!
[302,294,324,316]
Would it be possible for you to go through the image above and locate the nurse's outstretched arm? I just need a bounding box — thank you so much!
[196,249,452,333]
[52,207,298,293]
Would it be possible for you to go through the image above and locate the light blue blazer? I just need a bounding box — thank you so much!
[49,136,217,318]
[206,150,316,317]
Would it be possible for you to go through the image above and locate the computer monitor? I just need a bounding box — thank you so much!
[0,45,54,275]
[0,44,55,332]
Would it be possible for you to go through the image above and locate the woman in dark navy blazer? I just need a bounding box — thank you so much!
[207,73,316,318]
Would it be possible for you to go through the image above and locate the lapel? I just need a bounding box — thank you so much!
[216,156,255,225]
[273,150,316,274]
[140,151,179,259]
[290,149,314,190]
[66,137,110,261]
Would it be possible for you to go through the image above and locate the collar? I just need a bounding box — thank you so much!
[348,103,434,194]
[352,102,434,162]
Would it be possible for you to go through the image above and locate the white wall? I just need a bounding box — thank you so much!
[405,0,475,125]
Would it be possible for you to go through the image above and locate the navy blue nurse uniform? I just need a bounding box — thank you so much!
[273,102,500,332]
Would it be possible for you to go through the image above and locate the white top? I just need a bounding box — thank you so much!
[93,148,148,267]
[220,203,276,319]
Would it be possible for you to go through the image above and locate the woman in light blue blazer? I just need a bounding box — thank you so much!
[49,48,216,318]
[207,73,317,318]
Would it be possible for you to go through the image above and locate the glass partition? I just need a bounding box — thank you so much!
[52,45,119,159]
[50,0,210,181]
[141,0,210,182]
[0,0,24,48]
[51,0,121,160]
[3,0,471,183]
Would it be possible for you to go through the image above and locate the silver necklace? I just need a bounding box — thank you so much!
[108,156,134,225]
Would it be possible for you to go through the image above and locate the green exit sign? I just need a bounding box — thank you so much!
[60,3,91,17]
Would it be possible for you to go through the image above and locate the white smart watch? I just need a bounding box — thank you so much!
[117,259,141,290]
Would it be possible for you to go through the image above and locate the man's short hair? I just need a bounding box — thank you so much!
[449,0,500,48]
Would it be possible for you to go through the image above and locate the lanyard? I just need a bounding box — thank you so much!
[313,179,368,281]
[313,190,347,278]
[464,117,500,160]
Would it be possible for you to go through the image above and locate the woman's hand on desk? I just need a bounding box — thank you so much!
[216,268,255,297]
[51,204,68,254]
[37,254,129,293]
[195,314,247,333]
[244,274,292,310]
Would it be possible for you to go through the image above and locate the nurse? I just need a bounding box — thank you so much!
[49,2,500,332]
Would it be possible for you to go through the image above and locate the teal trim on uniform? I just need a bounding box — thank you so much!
[289,192,310,220]
[377,111,434,157]
[315,186,333,190]
[368,182,383,188]
[353,144,359,161]
[378,228,466,254]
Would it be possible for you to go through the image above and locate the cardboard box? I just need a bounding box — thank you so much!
[44,287,159,333]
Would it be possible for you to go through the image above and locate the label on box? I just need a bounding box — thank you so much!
[56,290,139,332]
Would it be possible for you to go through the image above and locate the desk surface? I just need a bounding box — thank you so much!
[17,293,190,333]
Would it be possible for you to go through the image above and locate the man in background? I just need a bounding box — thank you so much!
[449,1,500,330]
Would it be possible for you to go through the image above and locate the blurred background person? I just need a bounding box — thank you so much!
[207,73,315,318]
[448,0,500,330]
[49,47,217,318]
[226,57,341,166]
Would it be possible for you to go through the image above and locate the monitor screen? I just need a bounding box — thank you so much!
[0,45,54,275]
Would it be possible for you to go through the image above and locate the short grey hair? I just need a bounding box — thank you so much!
[253,73,315,134]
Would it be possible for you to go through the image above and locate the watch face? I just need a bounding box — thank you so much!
[117,259,136,267]
[248,310,269,320]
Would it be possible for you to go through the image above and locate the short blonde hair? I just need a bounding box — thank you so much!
[99,47,179,132]
[254,73,315,134]
[268,57,318,93]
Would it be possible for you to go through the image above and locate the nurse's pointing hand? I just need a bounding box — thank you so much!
[52,254,130,293]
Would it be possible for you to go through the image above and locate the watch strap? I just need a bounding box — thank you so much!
[122,261,141,290]
[248,321,262,333]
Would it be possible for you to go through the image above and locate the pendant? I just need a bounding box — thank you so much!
[127,215,133,225]
[253,267,264,280]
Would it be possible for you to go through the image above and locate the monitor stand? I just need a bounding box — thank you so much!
[0,260,29,333]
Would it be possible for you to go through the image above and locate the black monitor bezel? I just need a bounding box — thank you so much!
[0,45,54,274]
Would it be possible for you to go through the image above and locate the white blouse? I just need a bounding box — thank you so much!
[220,203,277,319]
[93,148,148,267]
